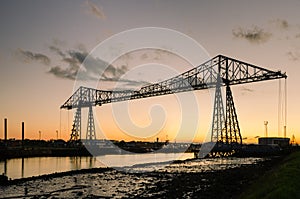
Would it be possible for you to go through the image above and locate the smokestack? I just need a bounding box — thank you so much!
[4,118,7,141]
[22,122,25,145]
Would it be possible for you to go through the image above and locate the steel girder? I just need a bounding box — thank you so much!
[60,55,286,110]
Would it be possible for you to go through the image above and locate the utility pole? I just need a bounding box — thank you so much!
[39,131,41,140]
[56,130,58,140]
[264,121,268,137]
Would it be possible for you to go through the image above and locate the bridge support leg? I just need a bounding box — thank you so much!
[86,106,96,141]
[211,77,226,144]
[70,107,81,141]
[210,80,242,155]
[225,85,242,145]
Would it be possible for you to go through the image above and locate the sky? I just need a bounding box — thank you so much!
[0,0,299,143]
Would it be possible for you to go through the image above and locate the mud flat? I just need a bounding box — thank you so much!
[0,156,284,198]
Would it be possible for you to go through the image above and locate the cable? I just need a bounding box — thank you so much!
[285,79,287,126]
[284,78,287,137]
[281,79,284,137]
[277,78,288,138]
[68,110,69,136]
[278,79,281,137]
[59,109,62,139]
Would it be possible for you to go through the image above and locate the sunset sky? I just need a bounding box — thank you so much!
[0,0,299,143]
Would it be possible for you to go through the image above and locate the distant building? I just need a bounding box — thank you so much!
[258,137,290,148]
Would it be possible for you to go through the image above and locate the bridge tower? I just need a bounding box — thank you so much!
[69,105,96,142]
[86,106,96,140]
[211,77,242,150]
[211,76,226,143]
[70,107,81,141]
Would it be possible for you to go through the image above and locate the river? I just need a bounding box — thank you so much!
[0,153,195,179]
[0,154,269,198]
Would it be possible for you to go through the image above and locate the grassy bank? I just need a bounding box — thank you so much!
[240,151,300,199]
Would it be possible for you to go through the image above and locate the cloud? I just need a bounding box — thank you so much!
[69,50,88,64]
[16,43,149,88]
[49,46,66,58]
[270,19,289,30]
[287,51,300,61]
[232,26,272,44]
[52,38,67,46]
[15,48,51,65]
[86,0,106,20]
[48,48,88,80]
[47,46,139,85]
[241,87,254,93]
[48,66,77,80]
[139,49,172,61]
[76,43,87,52]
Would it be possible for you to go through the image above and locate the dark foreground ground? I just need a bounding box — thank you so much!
[241,151,300,198]
[0,155,285,199]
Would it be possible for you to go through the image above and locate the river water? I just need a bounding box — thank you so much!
[0,153,194,179]
[0,154,267,198]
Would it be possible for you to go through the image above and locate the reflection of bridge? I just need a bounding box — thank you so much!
[61,55,287,149]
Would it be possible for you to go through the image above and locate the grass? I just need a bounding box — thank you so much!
[240,151,300,199]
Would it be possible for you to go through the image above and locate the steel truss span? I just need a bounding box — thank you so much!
[61,55,287,145]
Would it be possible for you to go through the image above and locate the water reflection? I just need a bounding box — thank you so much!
[0,153,195,179]
[0,156,104,179]
[3,159,7,177]
[21,158,24,178]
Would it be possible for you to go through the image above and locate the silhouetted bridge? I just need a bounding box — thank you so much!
[61,55,287,156]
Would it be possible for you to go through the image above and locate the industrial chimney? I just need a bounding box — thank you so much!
[22,122,25,148]
[4,118,7,141]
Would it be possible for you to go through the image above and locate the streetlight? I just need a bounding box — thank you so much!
[264,121,268,137]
